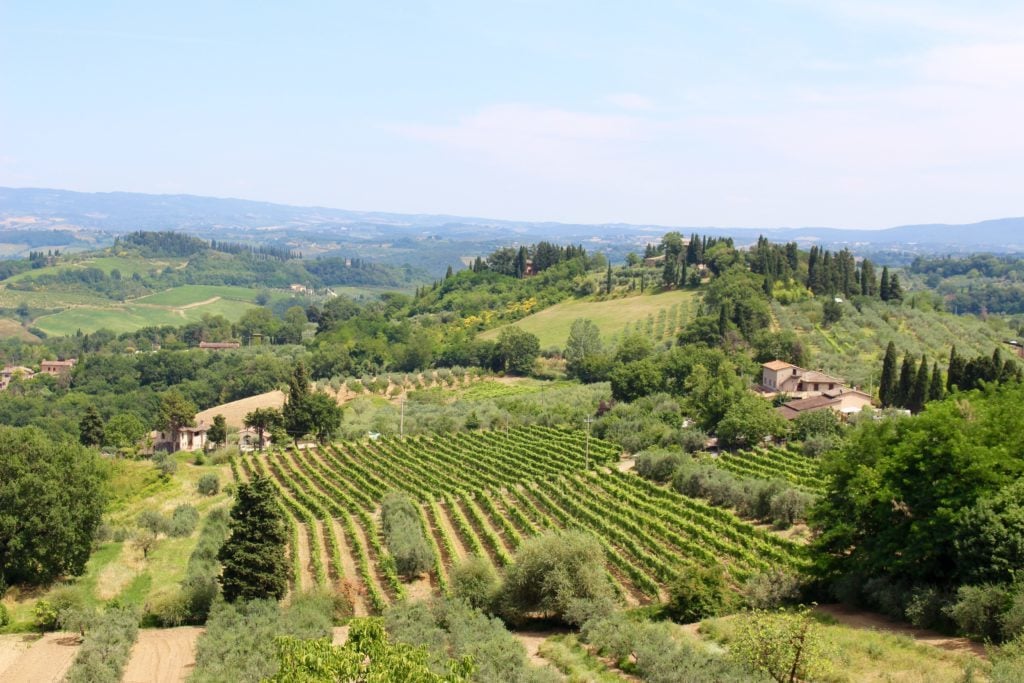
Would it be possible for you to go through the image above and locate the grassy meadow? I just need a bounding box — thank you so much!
[479,288,699,348]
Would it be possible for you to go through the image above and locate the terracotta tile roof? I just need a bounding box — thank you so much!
[762,360,795,371]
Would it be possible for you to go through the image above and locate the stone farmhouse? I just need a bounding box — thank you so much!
[759,360,874,420]
[150,422,209,453]
[0,365,35,391]
[39,358,77,376]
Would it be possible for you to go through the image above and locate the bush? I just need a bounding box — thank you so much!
[663,565,729,623]
[168,505,200,538]
[634,448,688,483]
[731,608,834,682]
[0,602,9,627]
[34,599,59,632]
[904,586,955,632]
[65,606,139,683]
[768,488,814,528]
[498,531,616,626]
[153,452,177,478]
[451,557,499,611]
[743,569,803,610]
[1003,588,1024,641]
[945,583,1012,641]
[380,492,432,578]
[197,473,220,496]
[992,636,1024,683]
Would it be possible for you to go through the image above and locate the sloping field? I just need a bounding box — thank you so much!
[32,298,261,336]
[238,426,808,614]
[479,289,698,348]
[195,390,286,429]
[0,633,81,682]
[773,299,1012,387]
[0,317,40,342]
[134,284,268,306]
[122,626,202,683]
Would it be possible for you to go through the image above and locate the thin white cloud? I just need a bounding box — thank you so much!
[605,93,657,111]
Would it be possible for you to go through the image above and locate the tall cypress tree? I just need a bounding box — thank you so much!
[283,361,312,442]
[928,362,944,402]
[605,263,613,294]
[909,354,929,413]
[880,341,898,407]
[218,476,288,602]
[879,267,891,301]
[947,346,964,392]
[896,353,916,408]
[79,406,105,447]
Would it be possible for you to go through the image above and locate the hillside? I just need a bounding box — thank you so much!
[479,289,698,349]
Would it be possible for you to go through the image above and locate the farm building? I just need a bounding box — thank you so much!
[776,388,875,421]
[759,360,847,398]
[39,358,77,376]
[150,422,209,453]
[1,365,35,391]
[239,426,272,452]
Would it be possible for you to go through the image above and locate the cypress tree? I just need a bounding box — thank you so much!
[928,362,944,402]
[718,304,730,338]
[909,354,929,413]
[896,353,916,408]
[947,346,964,392]
[283,362,312,442]
[888,273,904,301]
[78,406,105,447]
[606,263,613,294]
[218,476,289,602]
[880,341,898,407]
[879,267,891,301]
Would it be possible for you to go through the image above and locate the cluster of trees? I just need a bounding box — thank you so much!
[380,492,432,578]
[878,344,1021,412]
[813,382,1024,642]
[467,241,588,278]
[242,363,343,446]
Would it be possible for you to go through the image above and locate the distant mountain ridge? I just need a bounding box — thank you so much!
[1,186,1022,254]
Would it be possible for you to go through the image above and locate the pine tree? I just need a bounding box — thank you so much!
[896,354,916,408]
[444,265,454,279]
[208,414,227,447]
[79,406,105,447]
[928,362,944,403]
[888,273,904,301]
[218,476,289,602]
[909,354,929,413]
[879,342,898,407]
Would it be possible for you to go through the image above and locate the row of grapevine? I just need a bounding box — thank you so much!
[709,446,825,492]
[243,427,807,610]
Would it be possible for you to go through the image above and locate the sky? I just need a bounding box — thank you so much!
[1,1,1023,229]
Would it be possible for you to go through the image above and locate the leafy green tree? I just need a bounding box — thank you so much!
[78,406,105,447]
[218,476,289,603]
[564,319,602,379]
[244,407,281,450]
[955,480,1024,584]
[716,395,788,449]
[609,358,663,402]
[822,299,842,325]
[791,409,841,442]
[664,565,729,623]
[493,327,540,375]
[0,427,107,587]
[103,413,147,449]
[731,608,833,683]
[205,414,226,448]
[158,389,197,435]
[305,392,343,444]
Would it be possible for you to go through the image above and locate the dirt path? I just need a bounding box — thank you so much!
[515,631,558,667]
[0,632,81,682]
[434,504,469,563]
[332,626,350,646]
[296,522,314,593]
[177,296,221,309]
[815,604,988,659]
[330,517,368,617]
[616,457,635,473]
[122,626,203,683]
[405,575,434,602]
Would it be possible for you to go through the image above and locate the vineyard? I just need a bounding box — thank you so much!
[708,446,826,493]
[231,426,809,615]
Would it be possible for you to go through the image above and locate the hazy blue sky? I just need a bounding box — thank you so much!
[2,1,1022,228]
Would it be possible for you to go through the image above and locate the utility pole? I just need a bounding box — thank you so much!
[584,416,594,470]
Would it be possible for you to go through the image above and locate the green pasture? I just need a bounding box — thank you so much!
[33,299,260,336]
[134,284,273,306]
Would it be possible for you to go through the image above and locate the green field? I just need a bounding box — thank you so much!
[773,299,1013,388]
[479,289,699,348]
[134,284,270,306]
[33,299,261,336]
[4,255,184,283]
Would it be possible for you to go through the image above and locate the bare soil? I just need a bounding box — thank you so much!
[815,604,988,659]
[195,390,286,429]
[331,517,368,617]
[433,504,470,563]
[122,626,203,683]
[0,632,81,682]
[296,522,314,593]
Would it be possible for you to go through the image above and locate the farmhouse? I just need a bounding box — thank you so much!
[150,422,209,453]
[0,365,35,391]
[239,426,272,452]
[643,254,666,267]
[39,358,77,376]
[776,387,875,421]
[759,360,847,398]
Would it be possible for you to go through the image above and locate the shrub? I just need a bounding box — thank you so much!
[769,488,813,528]
[168,505,200,538]
[676,428,708,453]
[34,599,59,632]
[65,606,139,683]
[197,473,220,496]
[153,452,177,478]
[498,531,616,626]
[0,602,9,627]
[634,448,688,483]
[904,586,955,632]
[1002,588,1024,641]
[992,636,1024,683]
[663,565,729,623]
[144,589,189,627]
[731,608,834,682]
[451,557,500,611]
[743,569,803,610]
[380,492,432,578]
[945,583,1012,641]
